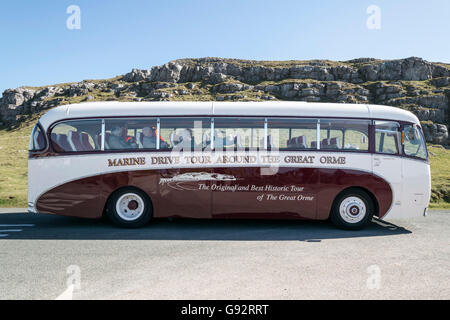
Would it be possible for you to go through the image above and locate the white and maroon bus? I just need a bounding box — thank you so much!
[28,101,430,229]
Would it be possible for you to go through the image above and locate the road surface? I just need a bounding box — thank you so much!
[0,209,449,299]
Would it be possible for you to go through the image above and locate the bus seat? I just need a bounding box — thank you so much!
[56,134,73,152]
[51,133,67,152]
[287,136,307,149]
[202,131,212,150]
[136,132,144,149]
[295,136,307,149]
[286,137,295,148]
[204,131,226,150]
[68,131,84,151]
[50,133,60,152]
[311,141,317,149]
[235,135,243,149]
[329,137,341,149]
[321,138,329,149]
[104,133,110,149]
[267,135,273,149]
[214,132,225,150]
[169,132,180,146]
[260,135,273,149]
[81,132,94,151]
[96,133,110,149]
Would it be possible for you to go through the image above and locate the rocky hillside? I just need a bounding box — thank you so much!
[1,57,449,144]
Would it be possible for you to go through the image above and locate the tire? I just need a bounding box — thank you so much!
[106,187,152,228]
[330,188,374,230]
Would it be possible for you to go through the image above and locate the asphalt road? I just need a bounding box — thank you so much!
[0,209,449,300]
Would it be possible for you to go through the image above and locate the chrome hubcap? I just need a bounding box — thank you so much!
[339,196,366,223]
[116,193,145,221]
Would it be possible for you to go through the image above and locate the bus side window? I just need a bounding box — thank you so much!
[319,119,370,151]
[160,118,211,152]
[268,118,318,150]
[104,118,157,150]
[214,117,265,151]
[51,120,101,152]
[374,121,400,155]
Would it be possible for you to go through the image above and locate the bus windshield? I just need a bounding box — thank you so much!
[403,124,428,160]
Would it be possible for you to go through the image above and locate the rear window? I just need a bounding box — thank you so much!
[28,124,47,152]
[50,120,101,152]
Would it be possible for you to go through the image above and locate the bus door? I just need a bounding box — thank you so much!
[372,121,403,210]
[400,124,431,217]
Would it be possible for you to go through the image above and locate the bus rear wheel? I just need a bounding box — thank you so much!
[107,187,152,228]
[330,189,374,230]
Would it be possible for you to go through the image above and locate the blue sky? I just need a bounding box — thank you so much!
[0,0,449,95]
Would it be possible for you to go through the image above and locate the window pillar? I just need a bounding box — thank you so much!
[101,119,105,151]
[156,118,160,150]
[316,120,321,150]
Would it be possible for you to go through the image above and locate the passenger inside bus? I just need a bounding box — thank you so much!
[141,126,169,149]
[108,127,138,149]
[141,126,156,149]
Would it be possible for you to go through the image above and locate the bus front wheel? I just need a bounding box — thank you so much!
[330,189,374,230]
[107,187,152,228]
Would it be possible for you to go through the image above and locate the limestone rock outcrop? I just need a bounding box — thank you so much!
[1,57,449,144]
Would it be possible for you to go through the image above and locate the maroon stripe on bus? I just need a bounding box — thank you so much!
[35,167,392,220]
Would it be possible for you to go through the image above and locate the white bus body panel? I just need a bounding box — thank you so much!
[372,154,403,219]
[399,158,430,219]
[378,157,430,220]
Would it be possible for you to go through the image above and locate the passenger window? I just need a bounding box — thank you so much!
[320,119,370,151]
[268,118,317,150]
[214,118,265,151]
[51,120,101,152]
[160,118,211,151]
[375,121,400,154]
[403,124,427,160]
[29,124,46,151]
[104,118,157,150]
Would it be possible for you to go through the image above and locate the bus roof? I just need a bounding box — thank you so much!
[38,101,420,130]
